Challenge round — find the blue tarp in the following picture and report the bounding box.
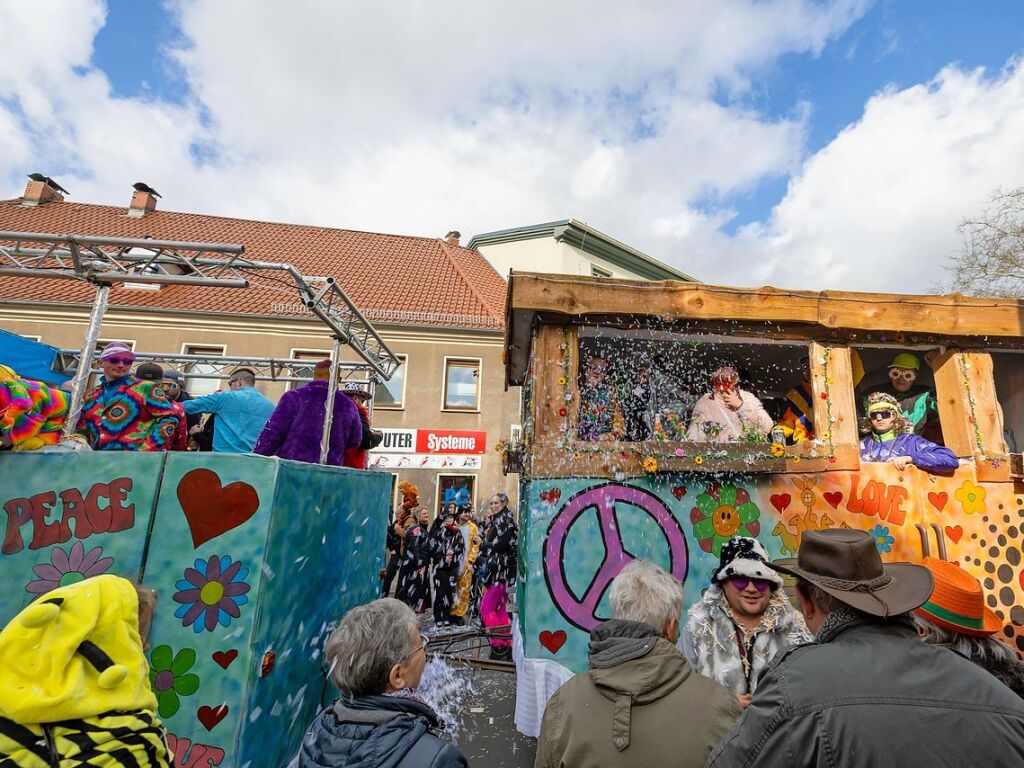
[0,328,70,385]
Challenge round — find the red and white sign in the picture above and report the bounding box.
[416,429,487,455]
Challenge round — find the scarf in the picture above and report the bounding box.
[684,584,812,694]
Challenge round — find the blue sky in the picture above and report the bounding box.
[4,0,1024,292]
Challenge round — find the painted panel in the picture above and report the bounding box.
[237,461,391,768]
[0,452,164,625]
[520,464,1024,673]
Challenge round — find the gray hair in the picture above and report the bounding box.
[325,598,419,696]
[609,560,684,631]
[795,579,844,615]
[914,614,1019,666]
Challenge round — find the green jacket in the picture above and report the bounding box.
[536,619,741,768]
[707,610,1024,768]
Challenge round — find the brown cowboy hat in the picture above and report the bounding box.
[771,529,933,617]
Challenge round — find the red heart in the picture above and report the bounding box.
[671,486,687,500]
[945,525,963,544]
[177,469,260,548]
[539,630,567,654]
[540,488,561,505]
[212,649,238,669]
[197,704,229,731]
[823,492,842,509]
[928,492,948,512]
[770,494,792,514]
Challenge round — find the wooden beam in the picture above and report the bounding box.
[810,343,859,446]
[931,351,1009,458]
[531,325,577,466]
[508,273,1024,341]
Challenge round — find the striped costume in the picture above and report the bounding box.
[451,520,480,618]
[78,375,177,451]
[0,377,68,450]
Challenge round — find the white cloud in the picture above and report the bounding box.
[729,59,1024,291]
[16,0,1020,298]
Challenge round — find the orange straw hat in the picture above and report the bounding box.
[914,557,1002,636]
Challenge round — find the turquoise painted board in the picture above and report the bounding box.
[238,461,391,768]
[144,452,280,766]
[0,452,164,625]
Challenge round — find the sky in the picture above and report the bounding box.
[2,0,1023,293]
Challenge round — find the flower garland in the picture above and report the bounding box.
[556,334,838,467]
[957,353,1002,467]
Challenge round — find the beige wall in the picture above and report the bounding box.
[476,237,638,280]
[0,301,521,512]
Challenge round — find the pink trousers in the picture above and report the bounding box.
[480,583,511,648]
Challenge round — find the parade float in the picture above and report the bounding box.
[502,271,1024,735]
[0,232,400,767]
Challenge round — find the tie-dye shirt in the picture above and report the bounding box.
[0,378,69,449]
[78,374,176,451]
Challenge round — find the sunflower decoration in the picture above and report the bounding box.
[689,483,762,555]
[770,442,785,457]
[641,456,658,473]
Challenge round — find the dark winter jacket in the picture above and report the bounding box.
[859,431,959,473]
[253,380,363,466]
[536,619,740,768]
[295,694,466,768]
[431,524,465,573]
[477,509,518,587]
[707,610,1024,768]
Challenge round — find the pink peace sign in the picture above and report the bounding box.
[544,483,688,632]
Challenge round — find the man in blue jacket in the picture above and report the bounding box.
[183,368,275,452]
[859,393,958,473]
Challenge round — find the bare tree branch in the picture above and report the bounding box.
[943,187,1024,297]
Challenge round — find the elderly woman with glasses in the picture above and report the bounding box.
[292,598,467,768]
[682,537,811,710]
[859,392,958,473]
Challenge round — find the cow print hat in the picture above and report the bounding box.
[712,536,782,588]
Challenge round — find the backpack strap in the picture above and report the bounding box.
[396,733,445,768]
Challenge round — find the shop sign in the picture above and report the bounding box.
[415,429,487,455]
[369,454,482,470]
[373,428,417,453]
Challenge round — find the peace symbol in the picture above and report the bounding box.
[543,483,688,632]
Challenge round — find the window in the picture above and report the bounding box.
[288,348,330,391]
[375,354,407,409]
[182,344,225,397]
[576,328,809,445]
[443,358,481,411]
[853,347,943,445]
[985,350,1021,453]
[591,264,612,278]
[436,475,476,518]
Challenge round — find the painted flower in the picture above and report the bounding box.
[148,645,200,717]
[868,524,895,554]
[694,456,704,465]
[955,480,986,515]
[173,555,251,633]
[642,456,658,473]
[25,541,114,594]
[770,443,785,457]
[690,484,762,556]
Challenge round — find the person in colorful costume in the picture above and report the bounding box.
[778,351,864,443]
[577,354,625,441]
[136,362,187,451]
[870,352,940,438]
[859,392,958,472]
[0,363,69,450]
[253,359,363,465]
[0,574,172,766]
[78,343,176,451]
[341,382,382,468]
[449,505,480,626]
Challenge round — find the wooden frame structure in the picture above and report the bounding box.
[504,272,1024,480]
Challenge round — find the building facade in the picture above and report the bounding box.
[0,182,517,516]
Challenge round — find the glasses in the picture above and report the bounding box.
[890,369,917,380]
[869,410,894,420]
[104,357,134,366]
[727,576,772,592]
[404,633,429,660]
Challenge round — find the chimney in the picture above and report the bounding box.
[445,230,461,246]
[22,174,66,206]
[127,182,161,218]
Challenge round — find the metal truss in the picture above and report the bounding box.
[0,231,401,380]
[55,350,379,388]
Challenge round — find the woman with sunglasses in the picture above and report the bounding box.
[859,392,958,473]
[682,537,811,709]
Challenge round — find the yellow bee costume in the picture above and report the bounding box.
[0,575,171,766]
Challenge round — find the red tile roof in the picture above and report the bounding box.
[0,198,506,329]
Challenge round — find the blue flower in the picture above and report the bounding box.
[868,524,894,554]
[172,555,250,633]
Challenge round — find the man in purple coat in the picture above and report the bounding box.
[253,359,364,466]
[859,392,959,473]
